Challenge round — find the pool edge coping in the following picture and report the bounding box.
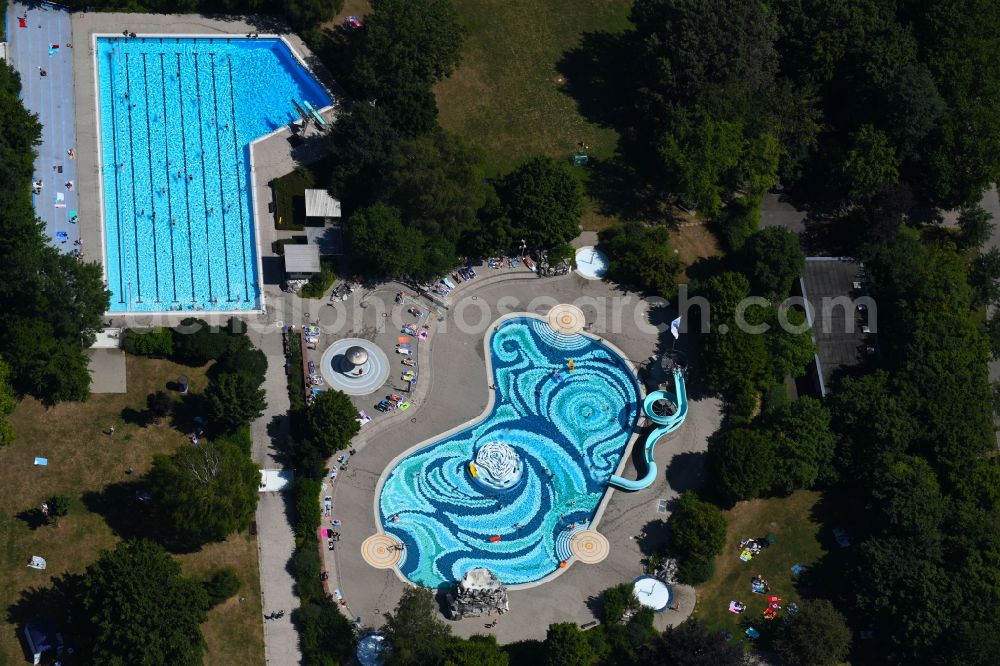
[369,309,647,592]
[89,32,335,317]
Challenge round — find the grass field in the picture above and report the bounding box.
[691,491,826,642]
[436,1,632,232]
[0,356,263,665]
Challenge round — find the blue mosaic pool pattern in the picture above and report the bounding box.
[96,37,330,312]
[379,317,641,587]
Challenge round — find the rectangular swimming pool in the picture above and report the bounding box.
[95,36,331,312]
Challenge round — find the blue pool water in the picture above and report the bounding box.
[379,317,641,587]
[95,37,331,312]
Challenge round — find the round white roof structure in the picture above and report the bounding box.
[346,345,369,366]
[633,576,671,612]
[575,246,608,280]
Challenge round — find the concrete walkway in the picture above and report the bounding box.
[7,1,80,248]
[248,293,301,665]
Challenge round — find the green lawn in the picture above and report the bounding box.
[691,491,827,642]
[0,356,263,665]
[436,1,631,231]
[271,167,317,231]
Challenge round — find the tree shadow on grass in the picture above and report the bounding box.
[169,393,207,436]
[6,575,81,665]
[81,480,155,543]
[16,508,49,531]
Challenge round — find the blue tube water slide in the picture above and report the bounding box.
[302,100,326,126]
[609,369,688,491]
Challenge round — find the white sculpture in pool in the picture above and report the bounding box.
[470,441,524,491]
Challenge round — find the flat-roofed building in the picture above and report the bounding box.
[800,257,874,396]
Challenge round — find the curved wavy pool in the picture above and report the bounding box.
[378,316,641,587]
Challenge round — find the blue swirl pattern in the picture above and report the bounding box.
[379,318,641,587]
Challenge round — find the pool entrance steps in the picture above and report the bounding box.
[608,368,688,491]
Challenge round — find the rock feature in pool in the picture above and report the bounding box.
[445,568,509,620]
[376,315,641,588]
[469,441,525,491]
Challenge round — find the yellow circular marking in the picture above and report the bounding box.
[362,534,403,569]
[548,304,586,335]
[571,530,610,564]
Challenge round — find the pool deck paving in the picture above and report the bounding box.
[7,1,80,249]
[318,274,721,641]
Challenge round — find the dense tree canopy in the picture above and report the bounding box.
[643,619,748,666]
[706,428,777,503]
[598,223,682,297]
[771,599,851,666]
[149,441,260,548]
[742,226,805,298]
[493,156,584,250]
[303,389,361,459]
[204,372,267,435]
[667,492,728,584]
[381,587,453,666]
[75,539,209,665]
[348,0,465,135]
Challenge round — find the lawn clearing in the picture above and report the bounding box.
[671,224,723,278]
[0,356,263,665]
[436,0,631,175]
[691,490,826,641]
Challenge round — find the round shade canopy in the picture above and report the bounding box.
[346,346,369,366]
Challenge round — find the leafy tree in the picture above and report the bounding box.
[764,396,837,492]
[171,318,231,366]
[706,428,777,502]
[699,272,768,404]
[443,634,509,666]
[839,124,900,202]
[203,567,240,608]
[146,390,173,424]
[382,587,452,666]
[348,0,465,134]
[215,335,268,385]
[149,441,260,548]
[986,309,1000,360]
[667,491,727,583]
[772,599,851,666]
[76,539,208,665]
[495,157,583,250]
[292,477,323,541]
[643,619,747,666]
[296,598,357,666]
[956,204,995,250]
[303,389,361,459]
[122,327,174,357]
[968,247,1000,305]
[327,103,401,210]
[545,622,594,666]
[46,495,70,525]
[204,372,266,435]
[598,223,682,296]
[5,320,94,404]
[715,194,761,251]
[345,203,426,278]
[601,583,640,624]
[284,0,343,31]
[869,455,946,539]
[387,130,489,250]
[742,227,805,298]
[0,358,15,445]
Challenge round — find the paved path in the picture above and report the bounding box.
[246,292,301,665]
[7,1,79,248]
